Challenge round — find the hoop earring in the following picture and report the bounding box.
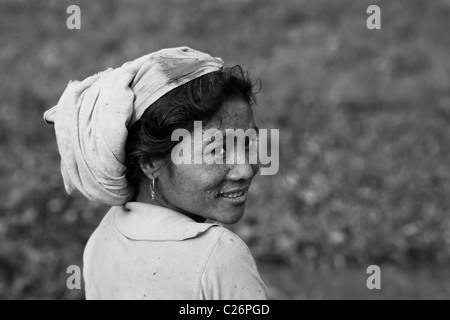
[150,177,156,200]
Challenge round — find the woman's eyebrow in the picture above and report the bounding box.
[202,125,259,148]
[218,126,259,138]
[221,125,259,133]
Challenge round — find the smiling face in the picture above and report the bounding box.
[153,98,260,224]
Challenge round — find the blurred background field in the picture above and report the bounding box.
[1,0,450,299]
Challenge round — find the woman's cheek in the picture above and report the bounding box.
[197,163,228,189]
[171,166,198,192]
[170,163,225,192]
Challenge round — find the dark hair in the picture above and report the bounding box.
[124,65,259,200]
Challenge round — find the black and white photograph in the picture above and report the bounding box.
[1,0,450,303]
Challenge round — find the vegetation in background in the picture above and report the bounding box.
[1,0,450,299]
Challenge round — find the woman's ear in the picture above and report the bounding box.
[139,157,164,180]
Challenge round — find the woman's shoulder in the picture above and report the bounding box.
[200,225,256,268]
[201,225,250,250]
[199,226,268,300]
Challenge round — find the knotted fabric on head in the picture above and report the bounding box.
[43,47,224,206]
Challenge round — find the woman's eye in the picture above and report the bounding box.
[210,145,225,157]
[245,138,251,149]
[214,146,225,157]
[247,138,258,149]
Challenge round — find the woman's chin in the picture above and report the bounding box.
[215,206,246,225]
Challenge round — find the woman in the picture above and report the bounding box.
[44,47,268,300]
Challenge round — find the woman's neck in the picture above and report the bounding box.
[136,181,207,223]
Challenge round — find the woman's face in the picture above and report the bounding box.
[157,98,260,224]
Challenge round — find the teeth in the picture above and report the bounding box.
[219,191,245,198]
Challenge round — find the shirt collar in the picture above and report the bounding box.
[114,202,220,241]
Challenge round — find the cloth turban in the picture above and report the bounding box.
[44,47,224,206]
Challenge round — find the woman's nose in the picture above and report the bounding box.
[227,162,259,181]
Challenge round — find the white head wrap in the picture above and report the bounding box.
[44,47,223,206]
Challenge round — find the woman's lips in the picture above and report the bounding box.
[217,189,248,205]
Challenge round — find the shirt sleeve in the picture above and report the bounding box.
[200,229,269,300]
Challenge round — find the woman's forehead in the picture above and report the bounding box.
[207,99,255,131]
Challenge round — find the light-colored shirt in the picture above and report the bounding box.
[83,202,268,300]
